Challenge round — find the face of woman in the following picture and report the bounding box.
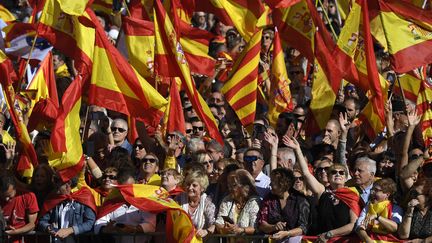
[293,171,304,192]
[186,181,203,198]
[102,171,118,190]
[134,141,146,160]
[161,171,179,191]
[141,155,158,175]
[328,167,346,186]
[33,169,50,191]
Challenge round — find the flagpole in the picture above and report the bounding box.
[81,105,91,144]
[16,34,39,94]
[396,74,408,115]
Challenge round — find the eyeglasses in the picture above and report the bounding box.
[102,174,117,180]
[294,176,304,181]
[330,170,345,176]
[186,129,193,134]
[134,144,145,150]
[371,187,383,193]
[263,35,271,40]
[193,126,204,132]
[142,158,157,164]
[316,166,330,173]
[201,160,214,165]
[111,127,127,133]
[244,155,261,163]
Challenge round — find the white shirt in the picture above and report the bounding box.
[255,172,271,199]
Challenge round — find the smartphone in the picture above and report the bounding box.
[222,216,234,224]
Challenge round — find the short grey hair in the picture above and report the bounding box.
[187,138,205,154]
[278,147,296,165]
[355,157,376,174]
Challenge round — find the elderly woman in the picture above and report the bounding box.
[175,170,215,238]
[258,168,310,243]
[161,168,183,197]
[192,150,214,177]
[398,177,432,242]
[284,136,359,242]
[356,178,402,242]
[216,169,260,236]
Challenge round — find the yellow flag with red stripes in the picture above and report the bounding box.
[417,78,432,147]
[221,29,262,130]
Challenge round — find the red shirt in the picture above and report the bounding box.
[1,191,39,229]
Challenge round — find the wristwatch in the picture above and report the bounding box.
[325,231,333,239]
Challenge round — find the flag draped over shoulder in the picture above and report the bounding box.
[114,184,200,243]
[153,0,223,144]
[88,10,167,126]
[268,28,293,127]
[378,0,432,73]
[221,29,262,130]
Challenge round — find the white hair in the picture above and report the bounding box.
[356,157,376,174]
[278,147,296,165]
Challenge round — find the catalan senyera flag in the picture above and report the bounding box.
[48,75,85,181]
[88,10,167,126]
[378,0,432,73]
[267,28,293,127]
[99,184,200,242]
[221,29,262,130]
[178,21,216,77]
[37,0,95,77]
[336,0,386,138]
[122,16,155,79]
[0,50,38,178]
[154,0,223,144]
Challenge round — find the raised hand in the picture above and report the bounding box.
[407,109,421,127]
[282,135,300,151]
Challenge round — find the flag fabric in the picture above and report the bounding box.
[128,0,153,20]
[4,22,53,62]
[88,10,167,126]
[378,0,432,73]
[37,0,95,77]
[0,4,16,22]
[164,78,186,135]
[335,0,386,138]
[417,79,432,147]
[56,0,91,16]
[48,75,85,182]
[122,16,155,79]
[221,29,262,130]
[194,0,234,26]
[0,50,38,177]
[334,187,361,216]
[153,0,223,144]
[268,28,293,127]
[113,184,200,243]
[92,0,114,16]
[393,71,423,102]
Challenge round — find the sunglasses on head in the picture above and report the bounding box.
[111,127,126,133]
[102,174,117,180]
[142,158,157,163]
[244,155,261,163]
[330,170,345,176]
[134,144,145,150]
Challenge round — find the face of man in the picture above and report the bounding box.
[0,184,16,202]
[185,122,193,141]
[344,100,359,122]
[52,54,64,70]
[277,150,293,170]
[353,161,375,188]
[111,120,128,145]
[209,92,224,106]
[192,121,205,138]
[244,150,264,178]
[323,121,340,145]
[208,146,223,162]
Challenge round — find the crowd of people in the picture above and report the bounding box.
[0,0,432,243]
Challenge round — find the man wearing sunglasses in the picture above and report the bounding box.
[243,148,270,199]
[111,118,133,155]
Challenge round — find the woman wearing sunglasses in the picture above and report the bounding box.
[138,153,161,186]
[284,136,360,243]
[398,177,432,242]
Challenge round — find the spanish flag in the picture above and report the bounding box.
[0,4,15,22]
[88,10,167,126]
[92,0,113,16]
[393,71,422,102]
[336,0,387,139]
[194,0,234,26]
[37,0,95,77]
[164,78,186,135]
[111,184,200,243]
[378,0,432,73]
[154,0,223,144]
[128,0,153,20]
[221,29,262,130]
[122,16,155,79]
[417,79,432,147]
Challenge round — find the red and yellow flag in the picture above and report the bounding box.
[417,79,432,147]
[114,184,200,242]
[0,4,15,22]
[154,0,223,144]
[393,71,423,102]
[122,16,155,79]
[92,0,113,16]
[378,0,432,73]
[128,0,153,20]
[268,28,293,127]
[88,10,167,126]
[221,29,262,130]
[164,78,186,135]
